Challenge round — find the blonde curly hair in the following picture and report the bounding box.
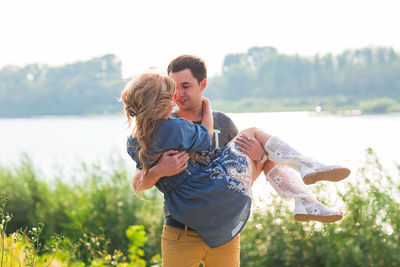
[120,73,176,186]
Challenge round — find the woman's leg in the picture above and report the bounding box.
[234,128,344,223]
[234,128,272,184]
[264,164,342,223]
[235,128,350,185]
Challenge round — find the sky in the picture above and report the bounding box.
[1,0,400,78]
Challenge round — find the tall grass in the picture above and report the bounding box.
[0,154,163,265]
[240,148,400,267]
[1,149,399,266]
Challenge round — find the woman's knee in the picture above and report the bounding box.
[239,127,263,136]
[263,160,276,173]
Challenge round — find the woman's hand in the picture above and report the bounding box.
[202,97,211,115]
[201,97,213,140]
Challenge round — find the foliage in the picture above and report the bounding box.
[206,46,400,113]
[1,47,400,116]
[0,154,163,265]
[210,96,359,113]
[240,148,400,266]
[1,194,152,266]
[0,195,12,266]
[1,197,63,266]
[0,54,125,117]
[1,149,399,266]
[126,225,148,267]
[358,97,400,113]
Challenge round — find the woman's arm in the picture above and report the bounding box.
[201,97,213,140]
[155,116,212,153]
[132,168,161,191]
[132,150,189,192]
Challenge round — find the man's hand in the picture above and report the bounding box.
[156,150,190,177]
[234,134,265,162]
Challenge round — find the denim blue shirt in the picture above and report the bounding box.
[127,118,252,248]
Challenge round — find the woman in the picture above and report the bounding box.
[121,73,350,248]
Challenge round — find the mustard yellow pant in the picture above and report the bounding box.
[161,224,240,267]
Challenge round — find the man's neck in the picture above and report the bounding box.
[175,107,203,122]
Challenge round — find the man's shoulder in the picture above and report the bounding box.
[212,110,233,121]
[212,110,235,127]
[171,110,236,129]
[211,110,238,147]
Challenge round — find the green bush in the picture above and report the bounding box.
[0,154,163,265]
[1,149,399,266]
[240,148,400,266]
[359,98,399,113]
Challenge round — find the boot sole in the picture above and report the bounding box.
[294,213,343,223]
[303,168,351,185]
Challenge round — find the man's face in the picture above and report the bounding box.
[170,68,206,111]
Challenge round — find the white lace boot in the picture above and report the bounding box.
[266,166,343,223]
[264,136,350,185]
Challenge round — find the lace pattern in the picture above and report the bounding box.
[301,199,341,216]
[266,165,314,201]
[210,143,252,196]
[265,136,317,169]
[267,166,341,217]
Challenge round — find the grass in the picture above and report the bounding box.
[1,149,399,266]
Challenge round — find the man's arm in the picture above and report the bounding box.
[132,150,189,192]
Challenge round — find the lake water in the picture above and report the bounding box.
[1,112,399,201]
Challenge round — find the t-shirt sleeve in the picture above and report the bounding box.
[212,111,239,148]
[225,115,239,142]
[155,118,211,152]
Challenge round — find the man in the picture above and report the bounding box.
[132,55,269,267]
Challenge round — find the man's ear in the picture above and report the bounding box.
[200,78,207,92]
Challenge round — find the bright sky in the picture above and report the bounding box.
[1,0,399,78]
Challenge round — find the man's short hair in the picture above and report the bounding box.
[167,55,207,84]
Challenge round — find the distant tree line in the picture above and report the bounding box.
[0,54,125,117]
[1,47,400,117]
[206,46,400,113]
